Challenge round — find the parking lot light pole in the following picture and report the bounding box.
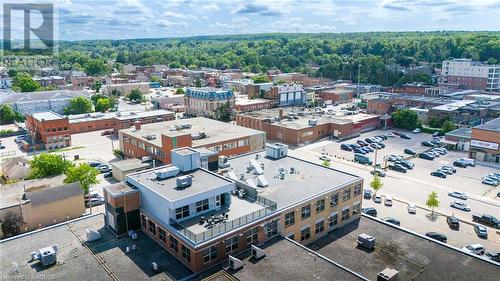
[373,147,378,172]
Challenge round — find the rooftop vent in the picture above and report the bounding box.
[144,133,156,140]
[30,245,58,267]
[308,119,318,126]
[357,233,375,250]
[249,159,264,175]
[228,255,244,271]
[251,245,266,260]
[377,268,399,281]
[155,166,180,179]
[257,175,269,187]
[176,175,192,188]
[218,156,230,168]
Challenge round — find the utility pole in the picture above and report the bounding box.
[373,147,378,172]
[357,63,361,98]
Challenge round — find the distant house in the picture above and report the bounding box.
[0,157,30,182]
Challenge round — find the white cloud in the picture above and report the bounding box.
[201,3,220,12]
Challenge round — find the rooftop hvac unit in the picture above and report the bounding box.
[266,143,288,159]
[308,119,318,126]
[228,255,244,271]
[218,156,230,168]
[251,245,266,260]
[249,159,264,175]
[145,134,156,140]
[86,229,101,242]
[176,175,192,188]
[246,178,257,188]
[377,268,399,281]
[155,166,180,179]
[357,233,375,250]
[257,175,269,187]
[30,244,58,267]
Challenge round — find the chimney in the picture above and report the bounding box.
[134,120,141,131]
[279,109,284,120]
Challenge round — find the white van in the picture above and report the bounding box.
[460,158,476,167]
[384,196,393,206]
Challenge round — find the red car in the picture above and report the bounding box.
[391,131,400,136]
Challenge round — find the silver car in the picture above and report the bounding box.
[448,191,467,200]
[450,200,471,212]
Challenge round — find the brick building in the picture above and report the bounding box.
[469,117,500,163]
[184,88,235,118]
[119,117,266,164]
[441,59,500,92]
[236,108,381,145]
[103,145,363,273]
[317,89,354,105]
[25,112,71,150]
[234,97,275,112]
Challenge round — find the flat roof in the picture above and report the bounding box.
[104,182,139,198]
[127,167,233,202]
[474,117,500,132]
[226,152,361,209]
[311,216,499,281]
[31,111,64,121]
[109,158,150,172]
[213,237,364,281]
[235,98,271,105]
[0,214,193,281]
[431,100,475,112]
[445,127,472,139]
[121,117,265,147]
[68,109,173,123]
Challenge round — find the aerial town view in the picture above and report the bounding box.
[0,1,499,280]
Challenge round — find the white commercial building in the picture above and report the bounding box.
[441,59,500,92]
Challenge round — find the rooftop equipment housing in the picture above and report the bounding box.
[266,143,288,160]
[176,175,192,188]
[155,166,180,179]
[357,233,376,250]
[171,148,201,172]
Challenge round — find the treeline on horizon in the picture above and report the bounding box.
[4,31,500,86]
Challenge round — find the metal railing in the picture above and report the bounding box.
[173,197,277,244]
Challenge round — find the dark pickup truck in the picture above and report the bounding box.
[472,214,500,229]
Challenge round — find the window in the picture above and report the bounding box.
[315,220,324,234]
[238,139,249,147]
[301,204,311,220]
[170,236,178,252]
[265,220,278,238]
[246,227,258,244]
[141,214,147,228]
[225,236,239,253]
[203,246,218,264]
[352,203,361,216]
[316,199,325,213]
[329,213,338,228]
[196,199,209,213]
[330,193,338,207]
[159,228,166,243]
[353,184,361,196]
[300,227,310,241]
[182,245,191,262]
[148,219,156,235]
[284,211,295,227]
[341,207,350,221]
[175,205,190,220]
[342,188,351,201]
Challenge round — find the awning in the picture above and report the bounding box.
[441,139,458,146]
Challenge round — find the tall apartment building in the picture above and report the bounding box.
[184,88,235,118]
[103,144,363,272]
[119,117,266,164]
[441,59,500,92]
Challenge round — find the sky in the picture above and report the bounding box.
[2,0,500,41]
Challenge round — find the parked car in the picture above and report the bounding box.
[384,196,393,206]
[431,171,447,178]
[391,131,401,136]
[362,207,377,217]
[103,172,113,178]
[461,244,485,255]
[412,128,421,133]
[438,168,453,175]
[482,177,499,186]
[354,153,372,165]
[364,146,374,153]
[421,141,435,147]
[459,158,476,167]
[450,201,471,212]
[386,133,396,138]
[472,214,500,229]
[440,165,456,174]
[382,217,400,226]
[319,155,332,161]
[353,147,366,154]
[400,134,411,139]
[349,143,361,149]
[433,132,440,137]
[370,143,382,149]
[86,196,104,207]
[407,203,416,214]
[474,225,488,238]
[430,140,441,146]
[363,189,372,199]
[340,144,352,151]
[376,142,386,148]
[387,155,399,162]
[448,191,467,200]
[425,232,447,243]
[390,164,407,173]
[447,216,460,229]
[370,169,386,177]
[485,252,500,263]
[418,153,434,160]
[357,140,368,146]
[0,145,5,149]
[88,161,102,167]
[396,160,414,170]
[453,160,468,168]
[373,194,382,203]
[404,148,415,155]
[365,138,374,143]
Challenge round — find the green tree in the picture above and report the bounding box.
[83,59,109,76]
[95,98,112,112]
[11,72,41,92]
[64,163,100,194]
[370,175,383,195]
[110,89,121,96]
[64,96,93,114]
[391,109,419,130]
[252,74,270,83]
[0,105,24,124]
[322,159,331,167]
[195,78,202,87]
[175,88,185,95]
[150,76,162,83]
[0,212,23,238]
[441,120,456,134]
[113,149,125,159]
[215,101,232,122]
[92,80,103,92]
[397,72,432,84]
[7,69,18,78]
[426,191,440,216]
[128,89,144,103]
[28,153,73,179]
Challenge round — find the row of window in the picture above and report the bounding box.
[175,198,210,220]
[284,185,361,228]
[44,127,68,133]
[208,139,249,152]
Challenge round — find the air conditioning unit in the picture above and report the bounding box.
[176,175,192,188]
[377,268,399,281]
[251,245,265,260]
[228,255,244,270]
[86,229,101,242]
[155,166,180,179]
[357,233,375,250]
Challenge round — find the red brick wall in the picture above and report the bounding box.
[26,114,71,147]
[471,128,499,154]
[367,99,392,115]
[447,76,488,90]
